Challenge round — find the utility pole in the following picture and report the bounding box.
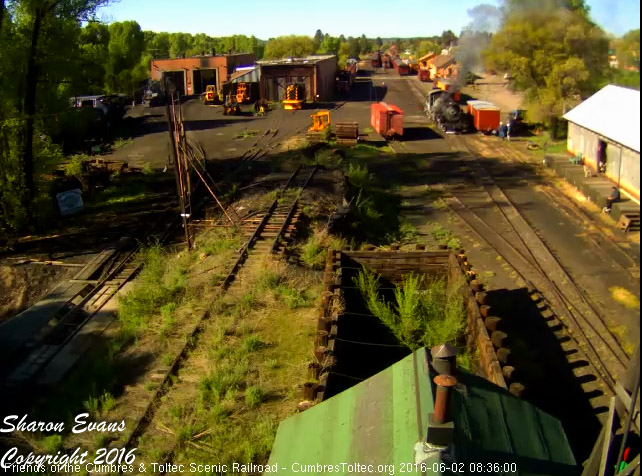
[166,92,192,249]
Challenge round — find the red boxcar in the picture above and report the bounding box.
[418,69,430,82]
[371,102,404,138]
[392,57,410,76]
[473,105,501,132]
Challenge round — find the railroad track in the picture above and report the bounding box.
[0,106,311,408]
[0,203,181,399]
[444,134,629,399]
[117,164,317,469]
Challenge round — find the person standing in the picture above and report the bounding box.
[498,122,505,140]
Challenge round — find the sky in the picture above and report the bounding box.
[96,0,640,38]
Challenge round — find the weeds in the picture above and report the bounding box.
[242,336,265,354]
[430,224,462,250]
[112,137,133,149]
[99,392,116,413]
[301,234,326,269]
[41,435,63,454]
[118,244,188,333]
[83,396,99,414]
[199,359,248,405]
[64,155,85,179]
[245,386,266,408]
[235,129,260,139]
[354,268,467,353]
[346,163,372,190]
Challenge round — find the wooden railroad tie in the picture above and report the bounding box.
[617,212,640,233]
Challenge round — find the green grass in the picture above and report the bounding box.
[242,336,266,354]
[301,233,327,269]
[199,358,248,405]
[99,391,116,413]
[245,386,266,409]
[118,244,188,333]
[198,229,241,257]
[354,269,467,355]
[84,178,156,210]
[112,137,133,149]
[346,163,372,190]
[235,129,261,139]
[41,435,64,454]
[430,223,462,250]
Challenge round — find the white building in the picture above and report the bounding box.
[563,85,640,200]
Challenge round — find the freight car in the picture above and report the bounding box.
[392,57,410,76]
[425,89,471,133]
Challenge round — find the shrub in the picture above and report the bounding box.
[301,234,326,269]
[242,336,265,354]
[99,392,116,413]
[354,268,466,352]
[245,386,266,409]
[346,163,371,190]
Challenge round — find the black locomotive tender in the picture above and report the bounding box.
[425,88,472,134]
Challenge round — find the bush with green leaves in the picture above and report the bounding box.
[354,268,466,352]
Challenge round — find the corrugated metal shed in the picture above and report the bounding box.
[267,348,577,475]
[230,66,260,83]
[563,85,640,153]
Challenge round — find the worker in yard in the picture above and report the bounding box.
[603,186,621,213]
[498,122,506,140]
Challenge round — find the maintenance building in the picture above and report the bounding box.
[150,53,256,96]
[256,55,337,102]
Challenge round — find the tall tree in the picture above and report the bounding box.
[313,28,322,51]
[105,20,145,94]
[263,35,316,59]
[484,0,608,124]
[8,0,109,226]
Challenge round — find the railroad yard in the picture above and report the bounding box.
[0,64,640,475]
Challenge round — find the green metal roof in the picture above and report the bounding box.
[267,349,578,476]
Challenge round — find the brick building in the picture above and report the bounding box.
[256,55,337,102]
[150,53,256,96]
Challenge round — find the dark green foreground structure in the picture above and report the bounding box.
[267,348,578,475]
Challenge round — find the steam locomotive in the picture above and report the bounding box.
[425,89,471,133]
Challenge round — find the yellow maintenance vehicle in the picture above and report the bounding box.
[283,83,305,110]
[202,85,220,105]
[306,110,331,142]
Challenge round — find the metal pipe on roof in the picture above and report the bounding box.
[433,374,457,424]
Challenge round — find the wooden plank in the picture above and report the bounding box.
[73,248,118,280]
[0,282,87,357]
[615,382,641,430]
[599,397,617,476]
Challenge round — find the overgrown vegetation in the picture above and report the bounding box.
[354,268,468,365]
[133,256,319,468]
[118,244,189,333]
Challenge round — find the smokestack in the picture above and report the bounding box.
[426,374,457,447]
[432,374,457,424]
